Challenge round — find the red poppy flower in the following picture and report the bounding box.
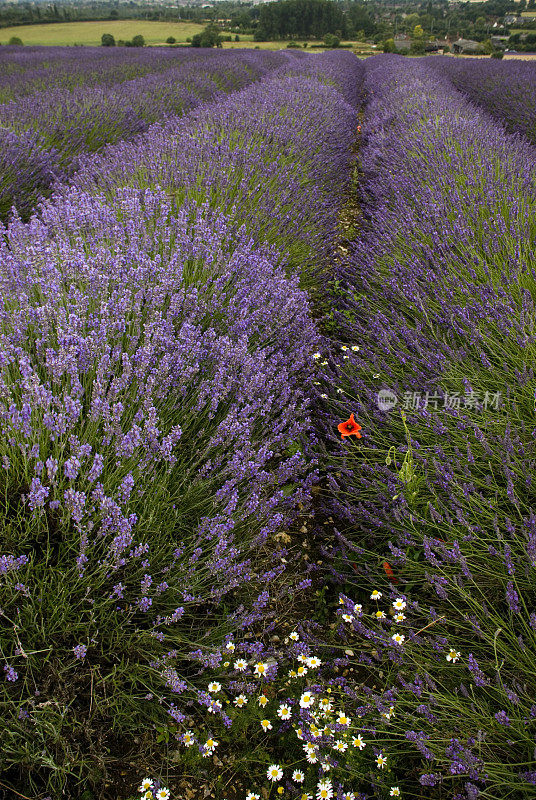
[337,413,362,440]
[357,125,362,132]
[383,561,398,585]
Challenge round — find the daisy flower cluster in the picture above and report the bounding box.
[137,778,170,800]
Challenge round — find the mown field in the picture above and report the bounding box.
[0,45,535,800]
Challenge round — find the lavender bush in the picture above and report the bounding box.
[426,55,536,145]
[0,52,363,795]
[0,49,299,220]
[312,55,536,798]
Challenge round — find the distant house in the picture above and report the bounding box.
[452,38,481,54]
[491,35,509,48]
[394,34,411,51]
[504,14,521,25]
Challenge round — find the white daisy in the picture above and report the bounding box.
[182,731,195,747]
[299,691,315,709]
[351,345,360,351]
[254,662,268,677]
[312,352,321,360]
[446,649,461,662]
[293,770,305,783]
[234,694,248,708]
[393,598,407,610]
[234,658,247,671]
[375,610,386,619]
[342,614,354,623]
[289,631,299,641]
[394,612,406,622]
[246,794,260,800]
[266,764,283,782]
[353,735,366,749]
[333,740,348,752]
[353,603,362,614]
[208,681,221,693]
[370,590,382,600]
[391,633,405,645]
[207,699,222,713]
[306,656,321,669]
[277,704,292,720]
[260,719,272,732]
[390,789,401,797]
[376,753,387,769]
[139,779,154,792]
[225,641,235,652]
[258,694,269,707]
[337,712,351,726]
[156,790,170,800]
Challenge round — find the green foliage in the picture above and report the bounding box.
[131,34,145,47]
[166,35,176,44]
[100,32,115,46]
[323,32,340,48]
[256,0,348,41]
[191,23,223,48]
[7,36,23,45]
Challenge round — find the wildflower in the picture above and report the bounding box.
[139,779,154,792]
[73,644,87,659]
[267,764,283,782]
[341,346,348,351]
[333,740,348,752]
[370,590,382,600]
[312,352,321,360]
[317,778,333,800]
[394,613,406,622]
[156,790,170,800]
[277,704,292,720]
[300,691,315,708]
[390,789,401,797]
[337,712,350,726]
[319,698,333,712]
[305,749,318,764]
[310,725,322,738]
[339,596,345,605]
[376,753,387,769]
[446,649,461,662]
[288,669,298,678]
[353,735,366,749]
[342,614,354,623]
[289,631,299,641]
[337,413,362,440]
[254,662,268,677]
[246,794,260,800]
[391,633,405,645]
[225,641,235,652]
[301,795,313,800]
[277,789,284,796]
[208,699,222,713]
[182,731,195,746]
[353,603,362,615]
[351,346,360,351]
[234,659,248,671]
[203,737,218,753]
[234,694,248,708]
[297,653,308,663]
[258,694,269,707]
[321,394,328,399]
[293,770,305,783]
[375,610,386,619]
[393,598,407,611]
[306,656,321,669]
[260,719,273,732]
[223,661,230,667]
[383,561,398,584]
[141,793,153,800]
[296,665,308,677]
[344,794,356,800]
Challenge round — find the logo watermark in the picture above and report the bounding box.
[377,389,501,412]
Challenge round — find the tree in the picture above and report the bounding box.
[191,24,223,48]
[8,36,23,46]
[382,37,396,52]
[166,36,176,44]
[235,34,240,41]
[101,33,116,46]
[323,32,340,48]
[410,23,425,54]
[131,34,145,47]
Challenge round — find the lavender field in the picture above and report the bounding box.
[0,47,535,800]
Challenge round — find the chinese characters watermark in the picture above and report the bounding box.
[377,388,501,412]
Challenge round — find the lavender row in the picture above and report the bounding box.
[0,49,299,221]
[314,55,536,797]
[426,55,536,145]
[0,53,363,794]
[0,45,216,103]
[67,51,363,283]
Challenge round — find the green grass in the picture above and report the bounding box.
[0,20,374,51]
[0,20,206,46]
